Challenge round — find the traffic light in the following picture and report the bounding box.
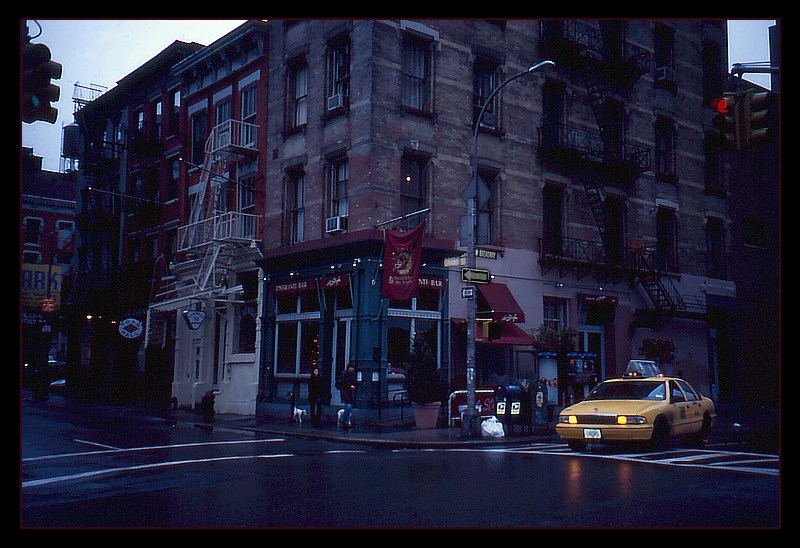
[739,90,776,149]
[711,92,739,150]
[22,41,62,124]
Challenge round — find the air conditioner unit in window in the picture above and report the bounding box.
[325,215,347,233]
[655,66,675,82]
[327,93,343,111]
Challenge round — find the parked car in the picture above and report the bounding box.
[556,372,715,451]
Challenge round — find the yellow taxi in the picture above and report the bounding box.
[556,361,716,451]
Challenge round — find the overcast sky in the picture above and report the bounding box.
[21,19,777,173]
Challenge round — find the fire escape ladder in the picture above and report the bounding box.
[632,252,687,313]
[581,168,606,244]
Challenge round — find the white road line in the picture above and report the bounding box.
[74,439,120,450]
[22,453,294,489]
[22,438,287,462]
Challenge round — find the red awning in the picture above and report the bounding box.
[451,318,538,347]
[477,283,525,323]
[480,321,537,346]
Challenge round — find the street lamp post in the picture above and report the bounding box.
[463,60,555,437]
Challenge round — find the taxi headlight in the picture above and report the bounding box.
[617,415,646,425]
[558,415,578,424]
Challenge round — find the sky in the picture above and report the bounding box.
[21,19,777,173]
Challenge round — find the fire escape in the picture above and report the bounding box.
[537,21,701,322]
[146,119,261,344]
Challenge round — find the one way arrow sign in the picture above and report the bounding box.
[461,267,491,284]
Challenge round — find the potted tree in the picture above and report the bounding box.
[405,338,447,429]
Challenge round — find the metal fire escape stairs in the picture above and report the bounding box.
[145,120,261,346]
[581,69,684,316]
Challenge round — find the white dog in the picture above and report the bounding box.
[337,408,352,427]
[293,407,307,425]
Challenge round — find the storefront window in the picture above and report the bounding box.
[386,280,444,376]
[273,280,321,375]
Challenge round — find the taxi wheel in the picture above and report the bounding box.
[689,414,712,448]
[649,416,670,451]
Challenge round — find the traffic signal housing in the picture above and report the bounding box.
[22,41,62,124]
[740,90,776,149]
[711,92,739,150]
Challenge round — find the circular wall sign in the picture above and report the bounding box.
[119,318,143,339]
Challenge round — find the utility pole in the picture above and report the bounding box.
[462,60,554,437]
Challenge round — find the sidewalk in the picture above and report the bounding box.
[174,402,558,449]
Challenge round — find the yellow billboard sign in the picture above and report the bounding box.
[21,263,62,311]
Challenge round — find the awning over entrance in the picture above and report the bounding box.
[477,282,526,323]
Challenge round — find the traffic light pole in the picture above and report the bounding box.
[462,60,554,438]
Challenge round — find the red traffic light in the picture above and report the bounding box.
[710,96,729,114]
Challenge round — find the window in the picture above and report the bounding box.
[704,133,725,197]
[274,287,321,375]
[656,206,678,272]
[603,196,625,265]
[23,217,42,245]
[191,110,207,165]
[400,153,429,225]
[287,58,308,131]
[655,117,676,179]
[216,98,231,128]
[542,184,563,256]
[706,216,726,278]
[154,100,163,140]
[169,89,181,135]
[653,24,675,90]
[239,172,256,239]
[543,297,568,332]
[286,168,305,244]
[326,36,350,112]
[473,56,500,129]
[401,35,433,114]
[241,85,257,146]
[742,216,767,249]
[476,168,496,245]
[328,156,349,220]
[387,292,443,375]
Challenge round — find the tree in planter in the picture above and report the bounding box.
[535,324,577,406]
[405,338,447,405]
[639,338,675,372]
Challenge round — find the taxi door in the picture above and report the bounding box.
[668,380,691,435]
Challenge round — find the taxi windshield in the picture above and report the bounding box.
[585,380,665,401]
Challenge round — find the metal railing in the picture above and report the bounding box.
[177,210,260,252]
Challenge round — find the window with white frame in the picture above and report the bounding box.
[287,58,308,131]
[543,297,568,332]
[328,156,348,219]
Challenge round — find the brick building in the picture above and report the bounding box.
[67,19,763,416]
[257,19,735,414]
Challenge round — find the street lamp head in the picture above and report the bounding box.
[528,60,555,72]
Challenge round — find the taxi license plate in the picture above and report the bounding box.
[583,428,602,439]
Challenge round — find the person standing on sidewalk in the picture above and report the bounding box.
[308,367,324,425]
[337,365,356,428]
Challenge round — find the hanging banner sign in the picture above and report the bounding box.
[382,222,425,300]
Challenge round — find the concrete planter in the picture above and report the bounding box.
[411,401,441,429]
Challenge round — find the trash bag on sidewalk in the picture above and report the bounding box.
[481,416,505,438]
